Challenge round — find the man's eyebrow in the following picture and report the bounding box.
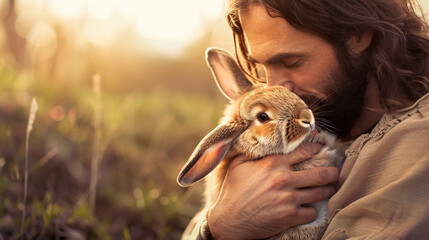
[247,52,305,64]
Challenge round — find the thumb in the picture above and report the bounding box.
[287,142,323,166]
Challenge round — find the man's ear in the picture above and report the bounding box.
[347,30,374,54]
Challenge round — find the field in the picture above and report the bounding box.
[0,1,231,239]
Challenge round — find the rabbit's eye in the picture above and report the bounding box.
[257,112,270,122]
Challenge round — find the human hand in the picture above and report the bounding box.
[207,142,339,240]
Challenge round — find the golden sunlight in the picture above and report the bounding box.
[26,0,226,57]
[135,1,219,56]
[12,0,428,59]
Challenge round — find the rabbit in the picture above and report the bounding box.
[177,47,345,240]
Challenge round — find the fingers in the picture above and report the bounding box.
[286,142,324,166]
[295,186,337,205]
[293,206,318,226]
[258,160,339,190]
[228,147,339,190]
[292,167,340,189]
[273,187,334,227]
[274,169,338,205]
[275,199,319,227]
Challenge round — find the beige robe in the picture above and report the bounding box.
[323,93,429,239]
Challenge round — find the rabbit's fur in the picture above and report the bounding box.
[178,48,345,240]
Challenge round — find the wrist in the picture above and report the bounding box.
[207,207,245,240]
[207,209,221,240]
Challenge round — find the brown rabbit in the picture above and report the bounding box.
[177,48,344,240]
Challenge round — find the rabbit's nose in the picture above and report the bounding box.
[298,109,315,129]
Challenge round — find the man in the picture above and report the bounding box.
[183,0,429,239]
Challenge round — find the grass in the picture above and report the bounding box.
[0,62,226,239]
[21,98,38,239]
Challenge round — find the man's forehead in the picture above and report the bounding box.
[239,5,331,64]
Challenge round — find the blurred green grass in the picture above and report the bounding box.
[0,60,227,239]
[0,1,235,238]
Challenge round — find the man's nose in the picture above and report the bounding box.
[266,68,295,92]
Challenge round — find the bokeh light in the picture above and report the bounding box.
[12,0,225,58]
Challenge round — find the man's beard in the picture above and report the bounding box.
[302,49,369,139]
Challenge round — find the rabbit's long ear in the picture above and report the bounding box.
[206,48,253,100]
[177,122,247,187]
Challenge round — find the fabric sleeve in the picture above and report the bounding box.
[323,106,429,239]
[324,154,429,239]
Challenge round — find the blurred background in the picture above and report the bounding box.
[0,0,427,239]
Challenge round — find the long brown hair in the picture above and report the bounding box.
[227,0,429,110]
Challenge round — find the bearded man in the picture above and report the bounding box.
[183,0,429,239]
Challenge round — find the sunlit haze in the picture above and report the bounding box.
[13,0,226,58]
[7,0,429,59]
